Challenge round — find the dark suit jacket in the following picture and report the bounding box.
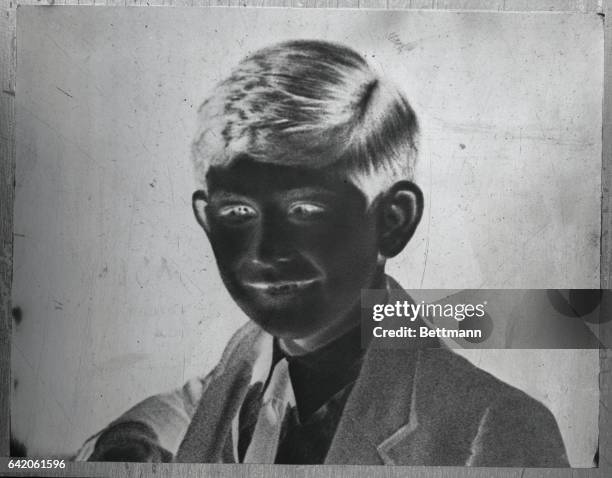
[77,288,568,466]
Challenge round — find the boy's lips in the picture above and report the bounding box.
[243,278,322,295]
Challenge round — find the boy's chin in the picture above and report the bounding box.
[247,312,329,341]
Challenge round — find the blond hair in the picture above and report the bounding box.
[192,40,419,202]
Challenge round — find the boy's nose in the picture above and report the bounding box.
[251,216,295,267]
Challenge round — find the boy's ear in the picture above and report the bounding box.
[192,189,210,233]
[377,181,423,258]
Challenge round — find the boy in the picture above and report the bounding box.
[76,40,568,466]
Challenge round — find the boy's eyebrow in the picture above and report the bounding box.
[207,190,255,202]
[281,187,339,200]
[207,186,345,201]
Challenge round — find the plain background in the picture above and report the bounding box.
[11,6,602,466]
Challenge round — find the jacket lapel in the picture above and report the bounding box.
[324,346,421,464]
[325,278,440,465]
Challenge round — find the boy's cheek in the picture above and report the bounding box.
[308,222,377,258]
[208,226,255,260]
[294,217,371,247]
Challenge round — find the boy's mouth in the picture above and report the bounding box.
[243,278,321,295]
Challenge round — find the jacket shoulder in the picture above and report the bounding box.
[418,348,533,401]
[415,349,569,466]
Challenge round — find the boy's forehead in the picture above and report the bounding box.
[205,159,362,197]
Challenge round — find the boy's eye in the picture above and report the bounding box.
[217,204,258,223]
[288,202,327,220]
